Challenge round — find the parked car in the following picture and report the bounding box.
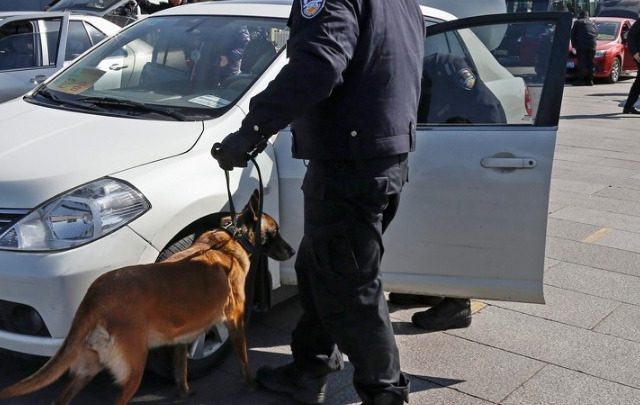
[0,0,571,376]
[567,16,638,83]
[47,0,142,27]
[0,11,120,103]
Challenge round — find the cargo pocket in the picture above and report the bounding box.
[307,221,360,319]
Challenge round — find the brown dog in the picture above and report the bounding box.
[0,190,295,405]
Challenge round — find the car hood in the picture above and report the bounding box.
[0,99,203,208]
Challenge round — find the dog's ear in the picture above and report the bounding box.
[241,189,260,221]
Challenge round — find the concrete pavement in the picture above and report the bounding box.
[1,80,639,404]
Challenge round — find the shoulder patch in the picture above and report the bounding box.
[300,0,325,19]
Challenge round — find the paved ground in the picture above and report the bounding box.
[2,80,640,404]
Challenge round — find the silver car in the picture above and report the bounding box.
[0,11,119,103]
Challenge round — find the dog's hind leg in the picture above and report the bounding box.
[54,373,95,405]
[110,331,148,405]
[54,350,103,405]
[172,344,192,397]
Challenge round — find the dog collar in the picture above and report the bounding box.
[222,222,256,254]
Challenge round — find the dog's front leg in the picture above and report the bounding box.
[172,344,192,397]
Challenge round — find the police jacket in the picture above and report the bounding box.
[237,0,425,160]
[571,17,597,50]
[628,19,640,56]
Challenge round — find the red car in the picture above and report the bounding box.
[567,17,638,83]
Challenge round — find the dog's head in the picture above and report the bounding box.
[225,190,295,261]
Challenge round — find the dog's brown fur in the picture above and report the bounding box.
[0,190,295,405]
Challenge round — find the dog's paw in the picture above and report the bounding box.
[177,388,196,398]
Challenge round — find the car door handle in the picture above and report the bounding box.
[481,157,537,169]
[30,75,47,84]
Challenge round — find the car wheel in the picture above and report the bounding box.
[607,58,621,83]
[146,231,236,380]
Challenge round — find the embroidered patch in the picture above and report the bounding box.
[456,67,476,91]
[301,0,325,19]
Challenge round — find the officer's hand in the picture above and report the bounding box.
[211,131,258,171]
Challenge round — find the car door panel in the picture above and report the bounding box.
[275,12,571,304]
[0,16,68,101]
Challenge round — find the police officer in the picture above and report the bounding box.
[623,17,640,114]
[211,0,424,403]
[571,10,597,86]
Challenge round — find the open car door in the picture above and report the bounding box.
[381,12,571,303]
[274,12,571,304]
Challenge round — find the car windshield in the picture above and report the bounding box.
[48,0,123,12]
[32,15,288,121]
[595,21,620,40]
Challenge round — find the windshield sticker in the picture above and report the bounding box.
[188,95,229,108]
[51,68,105,95]
[301,0,325,19]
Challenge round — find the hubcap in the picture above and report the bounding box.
[611,60,620,82]
[187,323,229,360]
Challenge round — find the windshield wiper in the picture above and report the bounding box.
[31,88,103,111]
[76,96,188,121]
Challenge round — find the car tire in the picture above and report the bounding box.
[146,230,248,380]
[607,58,621,84]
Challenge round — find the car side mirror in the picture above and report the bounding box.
[622,31,629,43]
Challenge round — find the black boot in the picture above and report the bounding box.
[255,362,328,404]
[622,106,640,114]
[388,293,443,307]
[362,392,405,405]
[411,297,472,331]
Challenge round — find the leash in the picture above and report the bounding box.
[221,157,267,313]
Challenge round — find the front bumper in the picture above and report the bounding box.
[0,226,158,356]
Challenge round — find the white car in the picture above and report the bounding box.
[0,11,120,103]
[0,0,571,375]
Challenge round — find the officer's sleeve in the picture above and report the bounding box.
[236,0,360,140]
[629,21,640,55]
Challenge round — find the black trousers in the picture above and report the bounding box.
[291,154,410,403]
[624,61,640,110]
[575,49,595,83]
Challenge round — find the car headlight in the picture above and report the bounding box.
[0,178,150,251]
[595,50,606,58]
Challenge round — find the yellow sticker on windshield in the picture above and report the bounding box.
[52,68,106,95]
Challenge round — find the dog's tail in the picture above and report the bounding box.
[0,307,95,400]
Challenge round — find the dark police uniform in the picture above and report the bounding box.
[570,14,597,85]
[213,0,424,403]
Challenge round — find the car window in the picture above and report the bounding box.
[65,20,92,61]
[42,15,289,120]
[85,22,108,44]
[595,21,619,40]
[420,20,557,125]
[0,18,56,71]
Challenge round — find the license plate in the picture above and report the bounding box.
[566,61,575,69]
